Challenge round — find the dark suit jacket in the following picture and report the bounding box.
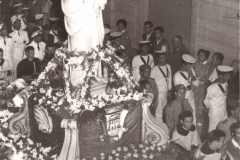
[153,37,169,64]
[41,34,54,46]
[142,32,155,55]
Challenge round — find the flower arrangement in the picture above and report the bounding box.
[0,109,55,160]
[31,46,142,118]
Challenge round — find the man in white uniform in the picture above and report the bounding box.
[35,14,44,32]
[173,54,198,125]
[49,17,60,43]
[150,46,172,121]
[9,18,29,81]
[204,65,233,132]
[132,41,154,83]
[25,30,46,61]
[11,3,27,31]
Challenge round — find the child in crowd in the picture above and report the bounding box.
[150,47,172,121]
[204,65,233,132]
[173,54,198,125]
[165,84,193,135]
[117,19,131,48]
[132,41,154,82]
[172,111,200,151]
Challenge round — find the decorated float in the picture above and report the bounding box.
[0,0,192,159]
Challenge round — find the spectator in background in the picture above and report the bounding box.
[226,122,240,159]
[42,0,52,25]
[34,13,44,31]
[25,16,36,41]
[168,35,189,76]
[44,44,57,61]
[104,23,110,29]
[227,59,239,109]
[0,48,13,84]
[132,41,154,83]
[172,111,200,151]
[49,17,61,43]
[204,65,232,133]
[110,32,124,51]
[117,19,131,48]
[25,30,46,61]
[207,52,224,85]
[193,49,211,123]
[9,18,29,81]
[41,24,54,46]
[142,21,155,55]
[11,3,27,30]
[153,26,169,64]
[193,130,228,160]
[21,7,30,28]
[165,84,193,135]
[218,106,240,143]
[53,31,67,48]
[116,49,131,72]
[30,0,43,17]
[151,48,172,121]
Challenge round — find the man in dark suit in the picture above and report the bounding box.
[142,21,155,55]
[41,24,54,46]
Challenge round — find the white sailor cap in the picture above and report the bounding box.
[35,14,44,20]
[49,17,60,22]
[217,65,233,73]
[104,28,110,34]
[11,17,20,24]
[13,3,22,8]
[22,7,30,11]
[182,54,196,64]
[138,40,151,45]
[154,45,167,54]
[31,30,42,38]
[110,32,121,38]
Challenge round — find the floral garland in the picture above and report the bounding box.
[31,46,143,118]
[0,110,55,160]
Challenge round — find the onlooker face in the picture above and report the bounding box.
[0,27,8,37]
[27,22,35,29]
[220,73,231,83]
[213,137,225,150]
[233,128,240,142]
[23,10,30,18]
[144,24,151,34]
[180,116,193,130]
[46,47,56,59]
[211,55,221,66]
[15,6,22,14]
[232,107,240,120]
[157,55,167,65]
[26,50,35,60]
[33,34,42,43]
[0,52,3,60]
[140,68,151,79]
[113,37,121,46]
[13,20,21,30]
[231,60,239,73]
[184,63,193,73]
[172,36,181,49]
[140,45,149,55]
[175,88,186,100]
[36,19,43,26]
[145,82,153,93]
[43,28,50,35]
[117,23,125,32]
[198,51,207,63]
[154,30,161,39]
[51,22,58,30]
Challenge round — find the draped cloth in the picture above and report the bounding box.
[61,0,107,52]
[58,119,80,160]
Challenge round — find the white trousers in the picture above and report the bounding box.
[208,114,228,133]
[156,91,168,121]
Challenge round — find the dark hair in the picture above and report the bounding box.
[230,121,240,135]
[156,52,167,59]
[0,48,3,53]
[207,130,226,143]
[197,49,210,59]
[25,46,34,53]
[138,79,151,92]
[117,19,127,28]
[179,111,193,121]
[175,35,182,42]
[154,26,164,33]
[116,49,127,57]
[213,52,224,63]
[104,23,110,29]
[144,21,153,28]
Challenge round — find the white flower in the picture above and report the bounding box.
[13,95,24,107]
[39,88,46,94]
[16,140,23,148]
[27,138,34,145]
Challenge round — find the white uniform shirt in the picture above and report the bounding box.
[204,82,227,117]
[151,64,172,92]
[0,36,13,64]
[50,30,58,43]
[9,30,29,60]
[208,68,218,82]
[132,54,154,82]
[11,14,27,31]
[25,41,46,60]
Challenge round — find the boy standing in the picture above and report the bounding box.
[151,48,172,121]
[165,84,193,135]
[204,65,233,133]
[172,111,200,151]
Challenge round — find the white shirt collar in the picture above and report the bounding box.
[121,29,125,34]
[232,138,240,150]
[202,60,208,64]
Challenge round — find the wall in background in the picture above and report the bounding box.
[190,0,239,65]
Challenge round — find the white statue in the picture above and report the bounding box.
[62,0,107,53]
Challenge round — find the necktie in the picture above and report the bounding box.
[3,37,6,45]
[37,43,40,50]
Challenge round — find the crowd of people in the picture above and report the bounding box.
[0,1,239,159]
